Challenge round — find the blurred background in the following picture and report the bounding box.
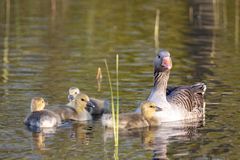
[0,0,239,159]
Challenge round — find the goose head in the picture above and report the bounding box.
[68,87,80,102]
[154,50,172,73]
[74,93,95,113]
[31,97,46,112]
[141,101,162,122]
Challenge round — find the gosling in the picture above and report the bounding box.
[24,97,61,128]
[102,101,162,129]
[67,87,109,115]
[52,93,95,121]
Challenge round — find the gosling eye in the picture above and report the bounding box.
[158,55,161,59]
[81,98,85,101]
[149,105,154,108]
[42,101,44,103]
[75,92,78,94]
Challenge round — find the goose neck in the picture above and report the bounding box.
[153,70,170,93]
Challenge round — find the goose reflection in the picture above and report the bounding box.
[31,132,45,150]
[70,121,93,145]
[142,119,204,160]
[103,118,203,160]
[30,128,57,151]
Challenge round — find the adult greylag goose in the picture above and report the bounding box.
[136,50,206,122]
[52,93,95,121]
[102,101,162,129]
[67,87,109,115]
[24,97,61,128]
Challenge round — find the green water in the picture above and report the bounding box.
[0,0,239,159]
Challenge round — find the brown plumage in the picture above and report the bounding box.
[52,93,94,121]
[167,83,206,112]
[136,50,206,121]
[67,87,109,115]
[102,101,162,129]
[24,97,61,128]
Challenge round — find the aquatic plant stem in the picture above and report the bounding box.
[154,9,160,54]
[114,146,119,160]
[116,54,119,147]
[104,59,117,146]
[96,67,102,92]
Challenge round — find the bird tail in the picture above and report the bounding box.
[191,82,207,95]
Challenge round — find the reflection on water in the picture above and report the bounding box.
[0,0,240,159]
[32,132,46,150]
[2,0,9,97]
[71,122,93,145]
[142,120,203,159]
[235,0,239,47]
[103,119,203,159]
[30,121,93,150]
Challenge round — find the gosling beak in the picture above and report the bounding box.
[155,106,162,112]
[161,56,172,70]
[68,95,74,101]
[85,101,95,113]
[87,101,95,108]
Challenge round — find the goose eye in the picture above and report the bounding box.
[158,55,161,59]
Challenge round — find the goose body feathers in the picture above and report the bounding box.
[67,87,109,115]
[24,110,61,128]
[52,93,94,121]
[24,97,61,128]
[102,101,161,129]
[137,50,206,122]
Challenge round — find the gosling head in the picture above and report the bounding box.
[31,97,46,112]
[154,50,172,73]
[74,93,95,113]
[140,101,162,121]
[68,87,80,102]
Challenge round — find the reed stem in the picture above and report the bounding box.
[154,9,160,54]
[114,146,119,160]
[104,59,117,145]
[115,54,119,147]
[104,54,120,148]
[96,67,102,92]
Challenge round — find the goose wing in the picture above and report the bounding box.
[167,83,206,112]
[166,86,179,96]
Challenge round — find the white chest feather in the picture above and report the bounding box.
[41,118,57,128]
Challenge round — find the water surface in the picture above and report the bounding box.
[0,0,240,159]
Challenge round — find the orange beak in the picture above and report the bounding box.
[162,57,172,70]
